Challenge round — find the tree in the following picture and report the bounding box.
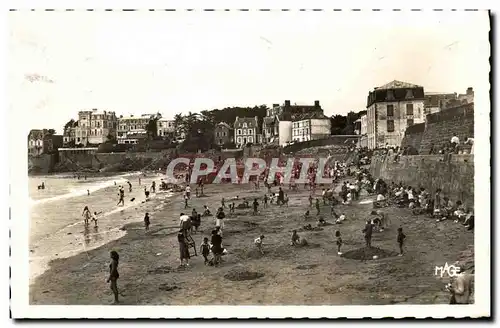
[64,119,75,132]
[146,114,161,140]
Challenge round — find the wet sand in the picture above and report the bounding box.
[30,182,474,305]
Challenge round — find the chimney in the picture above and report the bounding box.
[467,87,473,95]
[284,100,291,107]
[314,100,320,108]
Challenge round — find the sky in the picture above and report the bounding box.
[8,10,489,134]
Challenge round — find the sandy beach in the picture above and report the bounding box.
[29,179,474,305]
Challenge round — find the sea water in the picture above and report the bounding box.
[28,173,173,282]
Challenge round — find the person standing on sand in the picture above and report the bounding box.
[177,230,190,267]
[263,194,268,208]
[107,251,120,304]
[151,181,156,193]
[185,185,191,199]
[397,227,406,256]
[252,198,259,215]
[309,194,313,207]
[200,237,210,265]
[315,198,320,215]
[144,213,150,231]
[184,193,189,209]
[138,177,141,185]
[216,207,226,232]
[211,229,223,266]
[362,219,373,248]
[335,230,343,255]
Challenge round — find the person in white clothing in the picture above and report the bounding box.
[254,235,265,254]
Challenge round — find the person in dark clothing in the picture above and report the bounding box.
[211,229,223,266]
[397,227,406,256]
[107,251,120,304]
[178,230,190,267]
[277,187,284,206]
[263,194,268,208]
[200,237,210,265]
[362,219,373,248]
[144,212,150,231]
[252,198,259,215]
[315,198,320,215]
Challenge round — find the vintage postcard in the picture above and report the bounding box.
[9,9,490,319]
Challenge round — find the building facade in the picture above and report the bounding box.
[117,114,154,144]
[262,100,324,146]
[157,118,175,138]
[291,113,331,143]
[74,109,118,146]
[28,129,63,156]
[214,122,232,146]
[424,87,474,115]
[366,80,426,149]
[234,116,259,147]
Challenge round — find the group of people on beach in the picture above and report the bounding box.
[82,150,472,305]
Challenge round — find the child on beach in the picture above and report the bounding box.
[336,230,343,255]
[144,212,150,231]
[221,197,226,209]
[230,202,235,214]
[263,194,268,208]
[106,250,120,304]
[336,213,346,224]
[315,199,320,215]
[254,235,265,255]
[82,206,91,225]
[397,227,406,256]
[184,194,189,209]
[91,211,101,228]
[200,237,211,265]
[144,186,150,199]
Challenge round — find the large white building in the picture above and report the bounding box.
[366,80,426,149]
[291,112,331,143]
[262,100,324,145]
[117,114,155,144]
[75,109,118,146]
[234,116,259,147]
[157,118,175,138]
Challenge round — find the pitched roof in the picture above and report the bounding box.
[216,122,231,129]
[376,80,422,90]
[291,112,329,121]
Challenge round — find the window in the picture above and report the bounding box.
[406,89,414,99]
[407,119,414,127]
[237,137,242,144]
[387,105,394,117]
[237,129,242,135]
[242,129,246,135]
[248,129,253,135]
[406,103,414,116]
[248,136,253,143]
[386,90,395,101]
[243,123,247,128]
[387,120,395,132]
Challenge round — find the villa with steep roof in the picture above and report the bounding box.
[365,80,426,149]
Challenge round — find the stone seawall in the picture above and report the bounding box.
[370,154,474,207]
